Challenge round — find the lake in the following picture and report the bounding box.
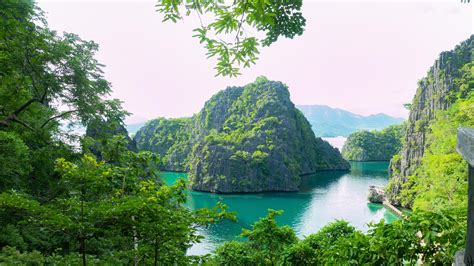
[160,161,398,255]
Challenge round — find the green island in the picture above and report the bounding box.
[135,77,349,193]
[341,124,404,161]
[0,1,472,265]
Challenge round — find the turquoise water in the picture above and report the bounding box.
[160,161,398,255]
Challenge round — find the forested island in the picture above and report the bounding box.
[135,77,349,193]
[0,0,472,265]
[341,124,404,161]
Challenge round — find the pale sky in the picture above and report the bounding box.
[38,0,472,123]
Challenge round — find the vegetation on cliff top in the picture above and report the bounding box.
[341,124,404,161]
[391,62,473,210]
[135,77,350,193]
[387,36,473,209]
[134,117,192,171]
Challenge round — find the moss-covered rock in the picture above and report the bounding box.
[368,186,385,204]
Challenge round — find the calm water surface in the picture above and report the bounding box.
[160,161,398,255]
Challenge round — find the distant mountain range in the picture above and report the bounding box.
[297,105,404,137]
[126,105,404,138]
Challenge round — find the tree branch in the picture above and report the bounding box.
[11,116,35,131]
[0,98,40,129]
[234,1,248,44]
[13,98,39,116]
[41,109,79,128]
[24,42,48,102]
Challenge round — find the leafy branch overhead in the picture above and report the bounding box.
[156,0,306,77]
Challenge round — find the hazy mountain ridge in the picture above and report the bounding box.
[297,105,404,137]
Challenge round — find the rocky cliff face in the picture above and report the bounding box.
[135,77,350,193]
[386,36,473,206]
[189,78,350,192]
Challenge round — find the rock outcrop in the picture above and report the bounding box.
[368,186,385,204]
[135,77,350,192]
[386,35,473,206]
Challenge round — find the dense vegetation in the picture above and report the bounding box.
[207,208,466,265]
[387,35,473,208]
[341,124,404,161]
[0,1,471,264]
[134,118,192,171]
[297,105,404,137]
[135,77,350,193]
[0,1,231,264]
[390,62,473,210]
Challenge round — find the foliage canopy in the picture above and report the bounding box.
[156,0,306,77]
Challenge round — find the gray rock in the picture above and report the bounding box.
[386,36,473,207]
[368,186,385,203]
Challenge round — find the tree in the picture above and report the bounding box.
[0,0,126,133]
[0,132,31,190]
[0,0,128,200]
[210,208,466,265]
[0,135,234,265]
[156,0,305,77]
[210,209,296,265]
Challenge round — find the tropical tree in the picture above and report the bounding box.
[156,0,306,77]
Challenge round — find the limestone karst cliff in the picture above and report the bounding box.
[135,77,350,192]
[386,35,473,206]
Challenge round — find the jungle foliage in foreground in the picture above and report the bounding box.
[206,209,465,265]
[341,124,404,161]
[0,1,470,264]
[0,1,231,264]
